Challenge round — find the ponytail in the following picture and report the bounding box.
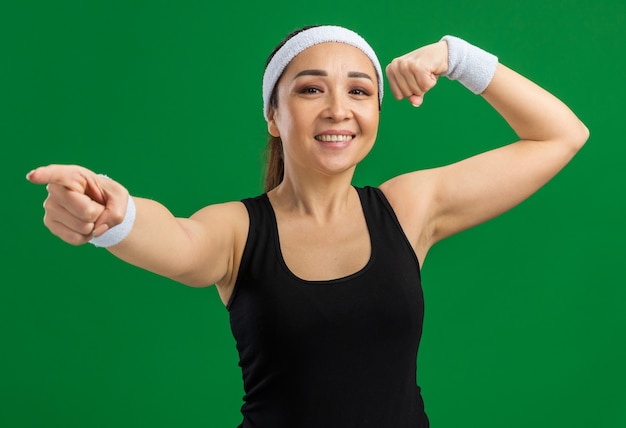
[264,135,284,193]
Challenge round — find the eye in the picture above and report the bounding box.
[350,88,371,96]
[299,87,322,94]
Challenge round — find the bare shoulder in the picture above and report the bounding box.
[379,169,438,216]
[191,200,249,226]
[190,200,250,258]
[189,201,250,302]
[379,169,440,262]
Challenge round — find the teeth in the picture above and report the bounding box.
[316,134,354,142]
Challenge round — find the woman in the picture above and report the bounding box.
[27,25,588,427]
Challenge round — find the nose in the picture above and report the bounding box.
[324,92,353,121]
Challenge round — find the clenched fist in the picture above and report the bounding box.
[385,40,448,107]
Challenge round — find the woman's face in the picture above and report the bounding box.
[268,42,380,180]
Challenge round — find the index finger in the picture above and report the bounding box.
[27,165,105,201]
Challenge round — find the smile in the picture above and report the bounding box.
[315,134,355,142]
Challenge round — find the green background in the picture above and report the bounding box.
[2,0,624,426]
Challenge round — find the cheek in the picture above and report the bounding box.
[361,108,380,134]
[282,109,313,136]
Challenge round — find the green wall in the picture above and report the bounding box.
[3,0,624,426]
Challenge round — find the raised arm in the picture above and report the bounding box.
[27,165,247,291]
[381,37,589,260]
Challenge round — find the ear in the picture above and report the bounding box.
[267,107,280,137]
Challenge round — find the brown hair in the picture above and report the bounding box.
[263,26,318,193]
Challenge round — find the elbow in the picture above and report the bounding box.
[560,118,589,155]
[575,120,590,150]
[572,118,590,151]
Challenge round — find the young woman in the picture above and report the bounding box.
[27,25,588,427]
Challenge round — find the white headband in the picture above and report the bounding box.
[262,25,384,121]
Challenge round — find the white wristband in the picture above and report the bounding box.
[441,35,498,94]
[89,194,136,248]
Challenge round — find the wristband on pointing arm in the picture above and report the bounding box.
[440,35,499,94]
[90,194,135,247]
[89,175,136,248]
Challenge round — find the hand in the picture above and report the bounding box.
[27,165,129,245]
[385,40,448,107]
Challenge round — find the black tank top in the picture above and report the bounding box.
[228,186,428,428]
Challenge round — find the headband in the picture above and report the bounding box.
[262,25,384,121]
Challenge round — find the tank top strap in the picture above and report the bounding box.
[356,186,421,273]
[226,193,273,310]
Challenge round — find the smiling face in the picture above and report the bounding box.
[267,42,380,182]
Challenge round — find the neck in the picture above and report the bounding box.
[269,168,357,221]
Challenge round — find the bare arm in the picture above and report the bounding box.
[27,165,246,288]
[381,39,589,259]
[429,63,588,240]
[110,197,246,287]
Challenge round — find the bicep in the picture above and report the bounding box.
[427,138,579,242]
[383,136,579,253]
[178,201,249,287]
[106,198,247,289]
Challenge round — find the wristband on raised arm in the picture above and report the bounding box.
[441,35,498,94]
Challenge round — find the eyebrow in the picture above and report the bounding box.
[293,69,373,81]
[347,71,373,80]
